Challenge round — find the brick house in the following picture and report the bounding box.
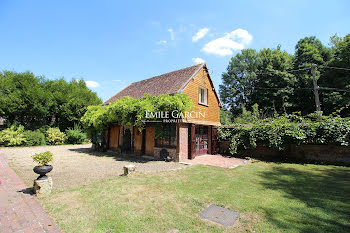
[102,63,221,162]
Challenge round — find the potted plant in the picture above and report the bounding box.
[32,151,53,180]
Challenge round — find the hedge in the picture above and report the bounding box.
[218,113,350,155]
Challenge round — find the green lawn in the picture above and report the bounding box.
[40,162,350,233]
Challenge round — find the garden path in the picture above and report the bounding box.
[0,155,61,233]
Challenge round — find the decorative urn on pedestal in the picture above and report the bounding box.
[32,151,54,196]
[33,165,53,180]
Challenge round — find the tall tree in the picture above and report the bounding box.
[220,49,260,115]
[45,79,102,130]
[320,34,350,115]
[0,71,102,129]
[253,48,296,113]
[0,71,54,128]
[220,47,297,116]
[220,34,350,118]
[293,36,332,114]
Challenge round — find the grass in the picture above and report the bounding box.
[39,161,350,233]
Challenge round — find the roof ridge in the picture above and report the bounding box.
[102,63,206,105]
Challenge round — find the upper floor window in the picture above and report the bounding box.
[198,87,208,105]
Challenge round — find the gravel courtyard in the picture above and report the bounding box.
[0,144,186,190]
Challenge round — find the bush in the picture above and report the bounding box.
[32,151,53,166]
[218,112,350,154]
[23,130,46,146]
[65,128,87,144]
[46,128,65,145]
[0,125,26,146]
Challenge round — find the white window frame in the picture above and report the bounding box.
[198,87,208,105]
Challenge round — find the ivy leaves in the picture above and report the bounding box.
[218,113,350,154]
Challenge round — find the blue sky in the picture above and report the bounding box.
[1,0,349,101]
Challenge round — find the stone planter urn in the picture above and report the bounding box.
[33,165,53,180]
[32,151,54,196]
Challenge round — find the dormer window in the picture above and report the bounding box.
[198,87,208,105]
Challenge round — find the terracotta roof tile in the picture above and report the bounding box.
[103,63,203,105]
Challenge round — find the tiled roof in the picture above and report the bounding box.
[103,63,204,105]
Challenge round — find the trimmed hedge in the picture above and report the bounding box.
[23,130,46,146]
[65,128,87,144]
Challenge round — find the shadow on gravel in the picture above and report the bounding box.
[68,148,151,163]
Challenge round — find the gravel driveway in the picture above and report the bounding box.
[0,144,186,190]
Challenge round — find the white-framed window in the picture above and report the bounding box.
[198,87,208,105]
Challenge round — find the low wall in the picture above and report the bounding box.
[219,141,350,164]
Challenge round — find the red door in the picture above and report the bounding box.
[195,125,208,155]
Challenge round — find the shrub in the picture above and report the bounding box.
[46,128,65,145]
[65,128,87,144]
[218,112,350,154]
[32,151,53,166]
[0,125,26,146]
[23,130,46,146]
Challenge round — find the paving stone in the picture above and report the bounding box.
[0,155,61,232]
[181,154,249,168]
[200,204,240,227]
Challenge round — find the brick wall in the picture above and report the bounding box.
[219,141,350,164]
[154,147,177,161]
[178,123,188,162]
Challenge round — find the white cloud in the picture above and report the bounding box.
[192,28,209,42]
[192,57,205,64]
[201,28,253,56]
[156,40,167,45]
[168,28,175,40]
[112,79,126,84]
[85,81,100,88]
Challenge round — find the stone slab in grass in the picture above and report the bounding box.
[200,204,239,227]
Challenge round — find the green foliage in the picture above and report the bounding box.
[0,125,47,147]
[65,125,87,144]
[320,34,350,116]
[220,34,350,117]
[220,48,297,115]
[81,94,193,143]
[233,103,261,124]
[23,130,46,146]
[220,108,233,125]
[46,128,66,145]
[0,125,26,146]
[32,151,53,166]
[218,112,350,155]
[0,71,102,130]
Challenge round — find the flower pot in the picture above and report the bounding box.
[33,165,53,180]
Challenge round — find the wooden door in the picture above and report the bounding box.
[123,129,131,153]
[145,126,155,156]
[109,126,119,150]
[133,127,142,155]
